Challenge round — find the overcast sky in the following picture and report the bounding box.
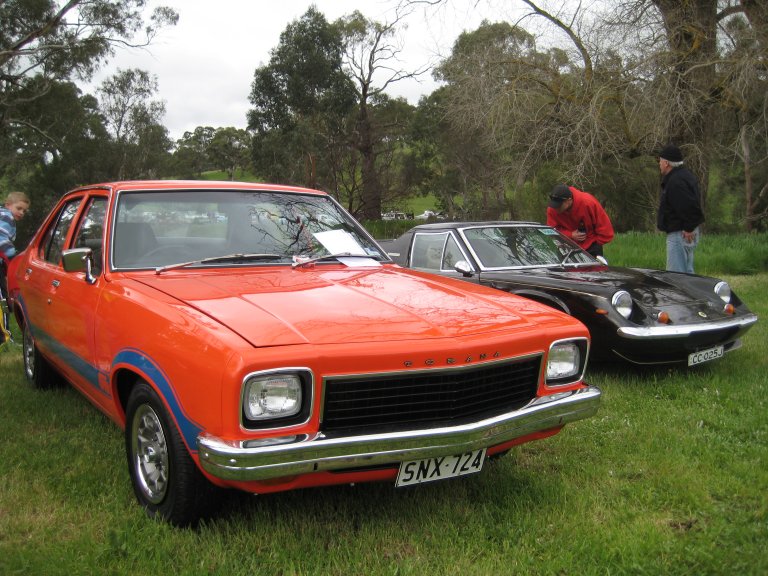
[91,0,514,140]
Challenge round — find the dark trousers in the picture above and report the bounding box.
[585,243,603,257]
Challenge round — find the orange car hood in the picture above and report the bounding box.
[133,266,560,347]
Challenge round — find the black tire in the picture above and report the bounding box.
[125,381,220,526]
[22,322,61,389]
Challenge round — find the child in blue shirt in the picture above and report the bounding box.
[1,191,30,259]
[1,191,30,346]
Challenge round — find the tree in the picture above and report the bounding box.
[98,68,170,179]
[402,89,472,218]
[0,0,177,173]
[172,126,216,179]
[717,2,768,230]
[5,79,114,239]
[434,19,599,217]
[208,127,251,180]
[609,0,768,229]
[337,8,428,220]
[0,0,177,245]
[247,7,356,189]
[410,0,767,230]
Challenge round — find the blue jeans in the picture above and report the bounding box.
[666,228,699,274]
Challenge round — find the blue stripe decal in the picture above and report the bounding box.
[16,295,109,397]
[16,295,202,451]
[113,349,203,451]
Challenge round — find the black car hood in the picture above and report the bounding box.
[481,265,706,306]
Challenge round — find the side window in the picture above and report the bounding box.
[410,233,448,270]
[39,199,82,266]
[442,235,465,270]
[73,197,107,276]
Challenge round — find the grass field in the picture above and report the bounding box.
[0,241,765,575]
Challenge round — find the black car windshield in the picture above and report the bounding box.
[111,189,385,270]
[461,225,595,268]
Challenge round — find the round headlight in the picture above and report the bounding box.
[714,281,731,304]
[611,290,633,319]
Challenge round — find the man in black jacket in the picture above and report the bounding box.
[656,144,704,273]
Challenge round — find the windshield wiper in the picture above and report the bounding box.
[155,253,283,274]
[291,252,378,268]
[560,248,579,265]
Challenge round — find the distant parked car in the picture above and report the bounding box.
[415,210,446,220]
[7,182,600,525]
[382,221,758,366]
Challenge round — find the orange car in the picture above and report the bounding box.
[7,181,601,525]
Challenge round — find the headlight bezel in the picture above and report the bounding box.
[241,369,313,430]
[545,338,589,387]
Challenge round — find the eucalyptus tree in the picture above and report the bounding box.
[433,19,604,218]
[408,0,767,230]
[98,68,170,179]
[712,2,768,230]
[336,8,427,220]
[607,0,768,229]
[403,89,477,219]
[247,7,356,191]
[208,127,251,181]
[5,79,113,239]
[172,126,217,179]
[0,0,177,176]
[320,94,415,217]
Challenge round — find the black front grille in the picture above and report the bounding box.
[321,357,541,434]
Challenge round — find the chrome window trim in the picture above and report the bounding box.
[409,230,474,272]
[455,224,596,272]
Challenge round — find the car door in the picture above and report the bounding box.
[46,194,111,407]
[20,196,84,358]
[410,231,481,284]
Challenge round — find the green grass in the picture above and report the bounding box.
[602,232,768,276]
[0,270,765,575]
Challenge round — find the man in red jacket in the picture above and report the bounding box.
[546,184,614,258]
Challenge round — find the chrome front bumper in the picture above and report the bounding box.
[197,385,602,482]
[617,313,757,339]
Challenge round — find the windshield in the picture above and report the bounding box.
[460,225,595,268]
[111,189,384,270]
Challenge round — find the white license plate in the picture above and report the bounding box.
[396,448,486,487]
[688,345,725,366]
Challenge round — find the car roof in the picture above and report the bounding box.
[410,221,543,231]
[69,180,328,196]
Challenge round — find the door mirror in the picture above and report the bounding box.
[62,248,96,284]
[454,260,474,277]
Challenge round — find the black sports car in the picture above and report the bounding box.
[381,222,758,366]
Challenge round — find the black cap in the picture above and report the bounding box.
[549,184,572,208]
[659,144,683,162]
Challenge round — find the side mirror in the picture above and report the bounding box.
[454,260,474,277]
[62,248,96,284]
[595,255,608,265]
